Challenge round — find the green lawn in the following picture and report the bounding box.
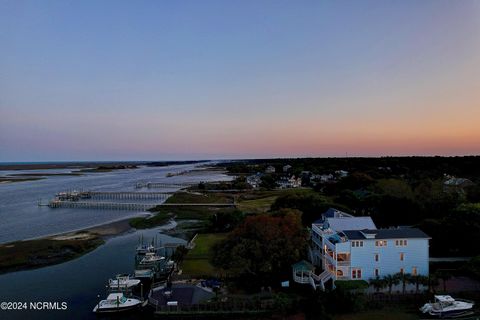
[181,233,227,278]
[236,195,278,213]
[165,191,233,204]
[236,188,316,213]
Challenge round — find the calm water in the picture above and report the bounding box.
[0,163,230,243]
[0,226,185,320]
[0,163,231,319]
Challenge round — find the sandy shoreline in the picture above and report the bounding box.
[43,217,137,242]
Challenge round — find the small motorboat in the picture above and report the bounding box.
[420,295,475,318]
[93,293,142,313]
[108,274,141,289]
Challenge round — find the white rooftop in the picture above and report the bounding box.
[325,216,377,232]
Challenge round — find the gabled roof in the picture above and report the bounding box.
[342,228,430,240]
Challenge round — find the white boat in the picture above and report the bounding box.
[108,275,141,289]
[134,268,154,279]
[92,293,142,313]
[136,243,155,255]
[139,252,165,265]
[420,295,474,317]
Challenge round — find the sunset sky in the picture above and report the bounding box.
[1,0,479,161]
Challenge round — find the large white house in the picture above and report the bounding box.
[309,208,430,289]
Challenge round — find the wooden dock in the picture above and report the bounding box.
[135,182,194,189]
[86,191,172,201]
[48,200,158,211]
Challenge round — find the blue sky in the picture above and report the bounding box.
[1,1,479,161]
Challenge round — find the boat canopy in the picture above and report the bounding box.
[435,295,455,302]
[107,293,124,300]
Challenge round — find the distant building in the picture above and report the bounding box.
[265,166,276,174]
[312,174,335,183]
[246,173,262,189]
[277,175,302,189]
[309,208,430,290]
[443,175,474,194]
[283,165,292,172]
[335,170,349,178]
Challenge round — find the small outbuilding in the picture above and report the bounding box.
[292,260,315,285]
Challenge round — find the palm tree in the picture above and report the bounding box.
[396,272,413,294]
[412,275,429,294]
[383,274,401,294]
[435,270,452,292]
[428,274,440,293]
[370,277,387,293]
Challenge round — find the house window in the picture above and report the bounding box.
[396,239,408,246]
[375,240,387,247]
[374,268,380,277]
[412,267,417,276]
[400,253,404,261]
[352,268,362,279]
[400,268,404,274]
[374,253,379,262]
[352,241,363,247]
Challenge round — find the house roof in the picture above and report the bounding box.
[292,260,314,272]
[326,216,376,232]
[342,228,430,240]
[313,208,357,225]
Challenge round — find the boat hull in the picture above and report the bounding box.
[93,302,141,313]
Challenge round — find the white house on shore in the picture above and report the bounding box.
[303,208,430,290]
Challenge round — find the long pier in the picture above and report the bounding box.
[135,182,194,189]
[48,200,157,211]
[87,191,172,201]
[55,190,172,201]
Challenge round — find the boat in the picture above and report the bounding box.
[108,274,141,289]
[139,252,165,265]
[136,243,155,255]
[134,268,154,279]
[420,295,475,318]
[92,293,143,313]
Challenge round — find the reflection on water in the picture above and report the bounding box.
[0,227,186,320]
[0,162,231,319]
[0,163,230,243]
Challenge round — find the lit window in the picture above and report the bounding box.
[400,253,404,261]
[396,239,408,246]
[412,267,417,276]
[375,240,387,247]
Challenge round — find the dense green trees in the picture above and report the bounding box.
[271,193,348,226]
[212,210,308,285]
[208,209,245,232]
